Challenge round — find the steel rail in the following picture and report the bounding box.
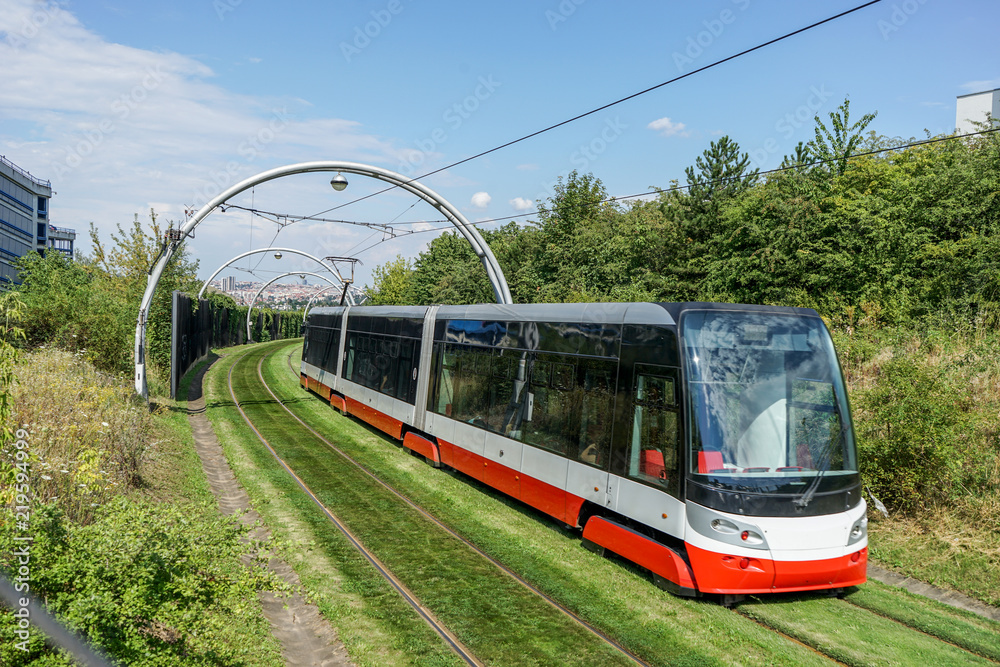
[226,346,483,667]
[270,342,652,667]
[839,598,1000,665]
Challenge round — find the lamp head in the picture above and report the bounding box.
[330,173,348,192]
[274,252,282,260]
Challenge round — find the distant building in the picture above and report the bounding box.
[956,88,1000,135]
[0,155,53,285]
[47,224,77,259]
[223,275,236,292]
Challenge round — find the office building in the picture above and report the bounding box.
[0,155,53,284]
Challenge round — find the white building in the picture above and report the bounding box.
[956,88,1000,135]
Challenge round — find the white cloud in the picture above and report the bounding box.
[471,191,491,208]
[647,117,689,138]
[509,197,533,211]
[960,79,1000,93]
[516,163,539,170]
[0,0,409,277]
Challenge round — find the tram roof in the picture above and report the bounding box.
[308,301,820,326]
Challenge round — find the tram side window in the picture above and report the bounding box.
[626,367,680,495]
[523,359,578,456]
[433,343,457,416]
[487,353,521,438]
[447,346,492,428]
[577,359,616,467]
[343,332,419,404]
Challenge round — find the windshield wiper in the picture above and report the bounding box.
[793,422,850,509]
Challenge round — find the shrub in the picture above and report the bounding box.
[0,499,282,666]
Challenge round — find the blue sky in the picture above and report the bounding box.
[1,0,997,290]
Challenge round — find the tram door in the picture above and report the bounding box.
[606,364,682,529]
[626,365,680,495]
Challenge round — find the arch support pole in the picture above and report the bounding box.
[135,161,511,398]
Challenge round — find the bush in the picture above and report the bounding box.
[8,349,152,524]
[839,326,1000,514]
[0,499,282,666]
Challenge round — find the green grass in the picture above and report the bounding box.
[235,340,839,667]
[142,357,217,504]
[226,342,635,666]
[869,514,1000,608]
[204,343,465,667]
[737,595,996,667]
[845,579,1000,662]
[147,354,286,667]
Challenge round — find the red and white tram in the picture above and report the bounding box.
[299,302,867,599]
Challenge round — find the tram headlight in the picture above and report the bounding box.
[848,517,868,546]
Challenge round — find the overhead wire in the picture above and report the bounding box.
[339,126,1000,256]
[206,1,883,257]
[296,0,883,222]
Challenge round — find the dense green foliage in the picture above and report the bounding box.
[0,341,285,665]
[366,111,1000,515]
[13,212,301,387]
[15,212,199,382]
[375,129,1000,324]
[0,500,280,666]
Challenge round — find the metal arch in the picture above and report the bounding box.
[196,247,343,300]
[136,160,512,398]
[304,283,350,316]
[245,271,336,342]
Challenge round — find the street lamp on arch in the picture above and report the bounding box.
[330,173,348,191]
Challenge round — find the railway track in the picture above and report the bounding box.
[228,342,649,666]
[218,340,1000,666]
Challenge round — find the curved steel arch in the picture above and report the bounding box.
[245,271,336,342]
[135,161,512,397]
[304,284,346,315]
[197,247,343,300]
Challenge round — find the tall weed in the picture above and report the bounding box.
[9,348,152,523]
[836,325,1000,516]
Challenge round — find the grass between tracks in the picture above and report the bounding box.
[210,341,834,667]
[258,340,1000,667]
[238,344,825,665]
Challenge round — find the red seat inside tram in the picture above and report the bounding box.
[698,450,724,474]
[640,449,665,478]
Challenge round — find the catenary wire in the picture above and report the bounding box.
[334,126,1000,257]
[295,1,883,222]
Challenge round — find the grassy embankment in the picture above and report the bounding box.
[0,348,285,667]
[208,339,1000,666]
[834,324,1000,607]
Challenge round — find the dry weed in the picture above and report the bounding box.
[10,348,153,523]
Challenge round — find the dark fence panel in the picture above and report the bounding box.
[170,291,303,397]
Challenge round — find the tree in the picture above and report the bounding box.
[531,171,614,301]
[90,211,199,381]
[403,223,527,305]
[684,135,759,212]
[779,141,813,169]
[662,136,758,300]
[809,97,877,175]
[365,255,414,305]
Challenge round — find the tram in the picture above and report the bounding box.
[299,301,867,598]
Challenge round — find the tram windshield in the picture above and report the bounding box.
[682,311,857,488]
